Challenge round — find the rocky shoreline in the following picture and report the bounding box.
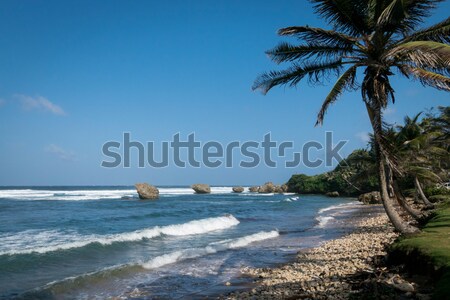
[220,209,430,300]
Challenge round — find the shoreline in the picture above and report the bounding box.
[217,204,403,299]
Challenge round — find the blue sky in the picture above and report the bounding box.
[0,0,449,186]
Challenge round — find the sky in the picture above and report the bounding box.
[0,0,449,186]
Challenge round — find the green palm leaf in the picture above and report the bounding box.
[253,59,343,94]
[278,26,359,48]
[266,42,354,64]
[316,65,358,125]
[310,0,369,35]
[400,16,450,43]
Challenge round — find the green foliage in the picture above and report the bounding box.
[286,107,450,197]
[424,186,450,197]
[286,149,379,196]
[286,174,328,194]
[390,201,450,299]
[429,194,450,203]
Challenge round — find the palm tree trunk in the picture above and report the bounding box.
[393,180,423,220]
[386,166,395,198]
[414,176,434,209]
[365,103,419,234]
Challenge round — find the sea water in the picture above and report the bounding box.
[0,186,362,299]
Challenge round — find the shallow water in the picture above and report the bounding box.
[0,186,361,299]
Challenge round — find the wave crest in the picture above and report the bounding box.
[142,230,279,269]
[0,215,239,255]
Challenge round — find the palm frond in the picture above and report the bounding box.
[407,166,442,182]
[376,0,405,30]
[252,59,343,94]
[266,42,354,64]
[400,65,450,91]
[386,41,450,70]
[400,16,450,43]
[309,0,369,35]
[367,0,394,28]
[316,65,358,125]
[401,0,445,31]
[278,26,359,48]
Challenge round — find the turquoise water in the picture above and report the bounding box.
[0,186,360,299]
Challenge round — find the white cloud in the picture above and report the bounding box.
[14,94,65,115]
[45,144,76,161]
[355,132,370,143]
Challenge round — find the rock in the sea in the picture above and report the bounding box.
[326,191,340,197]
[273,185,283,193]
[258,182,275,193]
[281,184,289,193]
[358,191,381,204]
[191,183,211,194]
[135,183,159,200]
[232,186,244,193]
[249,186,259,192]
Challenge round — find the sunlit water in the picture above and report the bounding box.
[0,186,362,299]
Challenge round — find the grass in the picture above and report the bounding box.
[390,197,450,299]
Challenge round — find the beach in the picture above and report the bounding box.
[221,206,420,300]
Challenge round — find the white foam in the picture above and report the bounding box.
[317,201,361,214]
[0,187,250,201]
[239,193,274,197]
[0,215,239,255]
[315,216,335,228]
[284,196,300,202]
[142,230,279,269]
[0,189,137,201]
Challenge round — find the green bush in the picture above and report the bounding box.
[286,149,379,196]
[286,174,329,194]
[429,195,450,204]
[424,186,450,197]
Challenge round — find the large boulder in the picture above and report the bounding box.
[135,183,159,200]
[232,186,244,193]
[272,184,289,194]
[249,186,259,192]
[358,191,381,204]
[191,183,211,194]
[258,182,275,193]
[326,191,340,197]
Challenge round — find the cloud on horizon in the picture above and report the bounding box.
[45,144,77,161]
[14,94,65,115]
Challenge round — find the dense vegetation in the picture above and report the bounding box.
[286,149,379,196]
[287,107,450,198]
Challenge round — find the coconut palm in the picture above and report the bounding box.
[253,0,450,233]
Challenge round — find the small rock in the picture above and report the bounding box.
[249,186,259,192]
[232,186,244,193]
[326,191,340,197]
[135,183,159,199]
[191,183,211,194]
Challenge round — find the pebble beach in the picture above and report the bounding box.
[222,208,416,300]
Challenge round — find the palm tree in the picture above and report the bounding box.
[253,0,450,234]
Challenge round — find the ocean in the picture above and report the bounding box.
[0,186,362,299]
